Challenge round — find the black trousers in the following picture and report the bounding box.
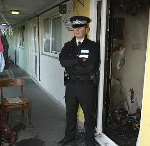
[65,80,98,139]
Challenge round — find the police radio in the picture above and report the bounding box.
[64,70,70,85]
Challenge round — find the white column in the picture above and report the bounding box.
[97,0,107,133]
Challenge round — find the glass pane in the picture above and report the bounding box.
[33,26,37,53]
[43,18,50,53]
[20,25,25,47]
[51,17,62,53]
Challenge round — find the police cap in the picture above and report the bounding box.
[70,16,91,28]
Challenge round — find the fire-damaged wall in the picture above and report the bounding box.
[139,9,150,146]
[122,12,149,113]
[110,7,149,114]
[104,2,149,146]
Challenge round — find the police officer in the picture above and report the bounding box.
[59,16,100,146]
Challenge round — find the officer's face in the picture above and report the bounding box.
[73,26,89,39]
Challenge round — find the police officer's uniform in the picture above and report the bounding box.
[59,16,100,146]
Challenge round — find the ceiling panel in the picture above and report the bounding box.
[0,0,64,25]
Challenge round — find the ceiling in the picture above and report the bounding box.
[0,0,65,25]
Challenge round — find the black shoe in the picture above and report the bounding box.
[85,138,99,146]
[58,136,75,146]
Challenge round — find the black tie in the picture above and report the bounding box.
[78,41,82,46]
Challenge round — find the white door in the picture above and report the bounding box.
[93,0,118,145]
[30,18,39,80]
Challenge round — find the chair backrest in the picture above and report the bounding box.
[0,79,25,100]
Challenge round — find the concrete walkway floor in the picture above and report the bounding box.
[0,67,66,146]
[19,78,66,146]
[1,66,100,146]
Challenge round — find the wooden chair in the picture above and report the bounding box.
[0,110,17,146]
[0,79,31,125]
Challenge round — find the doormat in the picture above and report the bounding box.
[16,138,45,146]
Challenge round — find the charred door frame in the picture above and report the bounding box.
[102,0,112,130]
[95,0,118,145]
[96,0,142,146]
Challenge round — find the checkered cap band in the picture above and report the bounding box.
[72,20,87,25]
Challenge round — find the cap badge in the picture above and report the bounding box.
[72,20,87,25]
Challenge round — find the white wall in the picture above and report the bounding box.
[40,56,65,104]
[38,1,73,105]
[8,25,29,72]
[8,29,20,62]
[8,1,73,106]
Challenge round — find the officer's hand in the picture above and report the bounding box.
[81,58,87,62]
[78,58,88,66]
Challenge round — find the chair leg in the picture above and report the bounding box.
[21,109,32,126]
[0,137,2,146]
[6,112,9,124]
[21,110,25,121]
[28,108,32,125]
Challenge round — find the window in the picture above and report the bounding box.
[43,18,51,53]
[43,15,62,56]
[33,26,37,53]
[51,16,62,53]
[19,25,25,47]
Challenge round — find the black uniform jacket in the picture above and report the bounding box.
[59,37,100,80]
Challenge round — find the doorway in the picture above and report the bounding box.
[102,0,149,146]
[30,18,39,81]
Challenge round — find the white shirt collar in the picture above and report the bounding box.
[76,38,84,45]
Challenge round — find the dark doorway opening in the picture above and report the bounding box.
[102,0,149,145]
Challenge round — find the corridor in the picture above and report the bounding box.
[1,0,150,145]
[0,66,66,146]
[17,76,66,146]
[0,66,88,146]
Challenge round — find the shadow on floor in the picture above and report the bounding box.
[0,66,101,146]
[0,67,65,146]
[16,138,45,146]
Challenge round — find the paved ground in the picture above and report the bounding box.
[0,66,100,146]
[16,78,65,146]
[1,67,65,146]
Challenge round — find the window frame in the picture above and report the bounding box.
[19,25,25,48]
[51,15,62,55]
[43,18,51,55]
[41,13,62,57]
